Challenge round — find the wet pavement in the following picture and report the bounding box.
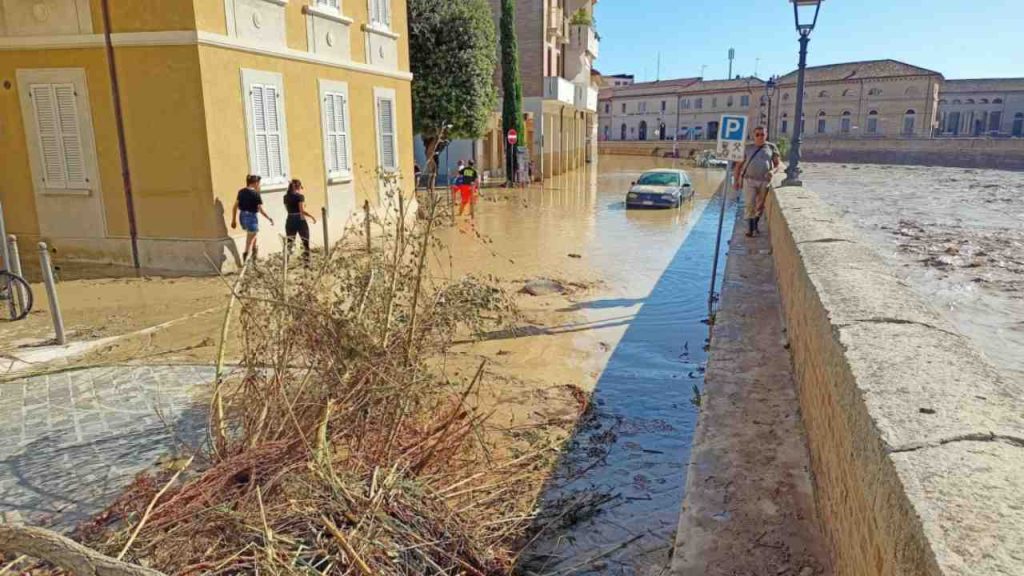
[0,366,212,530]
[803,163,1024,385]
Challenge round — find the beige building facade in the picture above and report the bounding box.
[0,0,414,272]
[937,78,1024,137]
[599,78,766,142]
[772,60,942,140]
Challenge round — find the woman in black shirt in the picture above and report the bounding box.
[284,179,317,266]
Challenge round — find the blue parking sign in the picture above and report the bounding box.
[716,114,748,162]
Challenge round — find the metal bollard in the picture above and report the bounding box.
[321,206,329,250]
[6,235,26,317]
[38,243,66,345]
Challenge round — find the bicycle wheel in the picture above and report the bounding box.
[0,271,33,321]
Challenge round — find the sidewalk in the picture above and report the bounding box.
[671,214,831,575]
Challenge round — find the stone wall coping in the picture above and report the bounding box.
[770,186,1024,575]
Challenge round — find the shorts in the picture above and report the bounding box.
[742,181,771,220]
[239,211,259,233]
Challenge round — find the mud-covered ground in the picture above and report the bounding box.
[803,163,1024,384]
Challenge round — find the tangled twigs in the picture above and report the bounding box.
[0,525,164,576]
[71,180,538,575]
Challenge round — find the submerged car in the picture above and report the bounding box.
[626,169,694,209]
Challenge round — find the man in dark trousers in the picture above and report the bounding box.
[733,126,781,237]
[231,174,275,262]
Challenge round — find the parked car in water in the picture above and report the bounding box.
[626,169,694,209]
[697,151,728,169]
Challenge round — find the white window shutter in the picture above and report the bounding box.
[324,94,339,173]
[31,84,68,189]
[55,84,87,188]
[250,84,270,178]
[377,97,396,171]
[264,85,284,180]
[334,94,349,172]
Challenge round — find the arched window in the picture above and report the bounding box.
[680,126,689,140]
[841,111,853,134]
[842,89,853,97]
[603,125,610,140]
[953,99,962,105]
[965,99,975,104]
[1013,113,1024,137]
[980,98,990,104]
[867,110,879,134]
[993,98,1004,104]
[659,122,667,141]
[817,111,827,134]
[638,121,648,141]
[903,110,917,136]
[868,88,883,96]
[620,123,627,140]
[818,90,830,98]
[939,99,948,105]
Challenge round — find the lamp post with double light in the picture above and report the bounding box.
[782,0,824,187]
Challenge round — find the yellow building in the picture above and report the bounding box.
[0,0,413,272]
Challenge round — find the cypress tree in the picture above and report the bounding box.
[500,0,525,183]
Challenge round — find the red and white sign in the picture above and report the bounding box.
[507,129,518,146]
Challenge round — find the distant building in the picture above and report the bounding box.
[937,79,1024,137]
[606,74,635,87]
[598,77,766,142]
[773,60,943,140]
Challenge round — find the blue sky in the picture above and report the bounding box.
[594,0,1024,82]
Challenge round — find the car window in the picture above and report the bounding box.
[637,172,680,186]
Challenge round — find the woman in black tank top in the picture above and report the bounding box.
[284,179,317,266]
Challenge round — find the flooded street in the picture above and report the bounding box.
[437,157,731,575]
[803,163,1024,384]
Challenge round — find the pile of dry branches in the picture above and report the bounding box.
[60,185,553,574]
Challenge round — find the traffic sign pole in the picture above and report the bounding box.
[708,162,731,318]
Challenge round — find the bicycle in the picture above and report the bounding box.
[0,270,32,321]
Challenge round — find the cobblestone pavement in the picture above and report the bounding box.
[0,365,215,531]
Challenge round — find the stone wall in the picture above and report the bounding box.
[800,137,1024,170]
[767,186,1024,576]
[598,138,1024,171]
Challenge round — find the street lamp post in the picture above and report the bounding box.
[782,0,824,188]
[765,75,778,140]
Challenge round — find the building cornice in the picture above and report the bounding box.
[0,30,412,82]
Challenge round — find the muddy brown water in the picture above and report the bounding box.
[437,157,732,575]
[803,163,1024,385]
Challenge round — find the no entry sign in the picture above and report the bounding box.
[507,129,518,146]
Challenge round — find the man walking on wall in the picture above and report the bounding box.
[733,126,781,237]
[232,174,275,262]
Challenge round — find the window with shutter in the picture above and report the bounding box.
[29,83,89,190]
[376,96,396,171]
[370,0,390,27]
[324,91,351,177]
[244,71,289,186]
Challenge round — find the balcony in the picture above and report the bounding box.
[574,83,598,112]
[547,6,565,40]
[570,24,599,60]
[544,76,575,105]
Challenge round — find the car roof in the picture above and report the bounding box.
[641,169,690,180]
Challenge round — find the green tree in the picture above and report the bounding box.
[500,0,525,182]
[409,0,497,185]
